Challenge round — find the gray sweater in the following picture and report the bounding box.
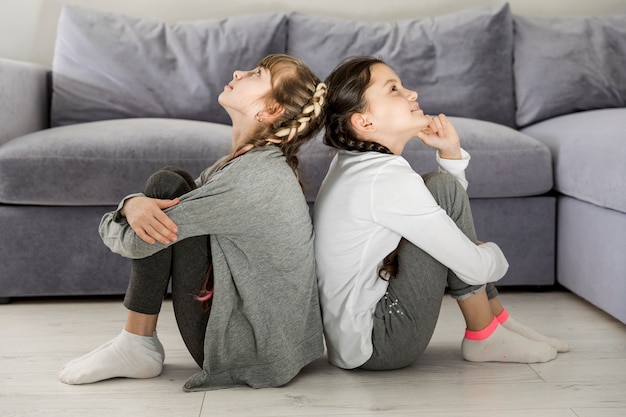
[99,146,324,390]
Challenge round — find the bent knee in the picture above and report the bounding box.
[144,168,195,199]
[422,172,462,195]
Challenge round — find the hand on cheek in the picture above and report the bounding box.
[416,114,462,159]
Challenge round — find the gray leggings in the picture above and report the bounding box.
[361,173,498,371]
[123,167,210,367]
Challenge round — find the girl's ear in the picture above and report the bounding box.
[259,103,285,122]
[350,112,374,135]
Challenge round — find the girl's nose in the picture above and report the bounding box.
[407,90,418,102]
[233,70,243,80]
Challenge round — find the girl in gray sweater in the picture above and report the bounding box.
[59,54,327,390]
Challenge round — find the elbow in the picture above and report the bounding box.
[495,258,510,280]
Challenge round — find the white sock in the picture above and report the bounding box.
[58,330,164,385]
[153,330,165,364]
[60,330,166,371]
[462,318,557,363]
[497,308,569,353]
[59,339,115,371]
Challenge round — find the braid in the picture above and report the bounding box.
[270,82,327,143]
[325,117,392,154]
[233,55,327,182]
[267,82,327,175]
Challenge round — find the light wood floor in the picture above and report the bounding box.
[1,290,625,417]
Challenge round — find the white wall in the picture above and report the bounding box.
[1,0,625,66]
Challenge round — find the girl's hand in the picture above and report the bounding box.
[416,114,462,160]
[121,196,180,245]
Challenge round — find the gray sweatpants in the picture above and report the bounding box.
[123,167,210,367]
[361,173,498,371]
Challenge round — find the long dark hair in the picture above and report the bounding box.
[323,56,392,155]
[324,56,399,280]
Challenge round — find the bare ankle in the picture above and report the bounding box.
[489,296,505,317]
[125,311,159,336]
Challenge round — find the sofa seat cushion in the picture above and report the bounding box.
[0,118,232,206]
[522,108,626,213]
[299,117,553,203]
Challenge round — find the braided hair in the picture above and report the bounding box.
[242,54,327,178]
[323,56,392,155]
[197,55,327,309]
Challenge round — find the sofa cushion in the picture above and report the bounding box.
[0,118,232,206]
[299,117,553,203]
[522,108,626,213]
[514,13,626,127]
[287,4,516,127]
[51,6,287,127]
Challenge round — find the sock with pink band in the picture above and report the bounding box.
[496,308,569,353]
[462,317,557,363]
[464,316,500,341]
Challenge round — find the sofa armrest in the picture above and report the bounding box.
[0,58,50,145]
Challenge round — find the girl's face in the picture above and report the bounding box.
[358,63,431,153]
[218,66,273,119]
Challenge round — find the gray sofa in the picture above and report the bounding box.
[1,4,624,324]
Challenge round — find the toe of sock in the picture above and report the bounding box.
[545,346,558,362]
[58,367,87,385]
[554,339,569,353]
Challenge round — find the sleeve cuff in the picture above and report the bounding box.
[436,148,471,190]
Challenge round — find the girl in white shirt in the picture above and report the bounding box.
[314,56,568,370]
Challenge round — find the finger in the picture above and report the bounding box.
[420,128,434,136]
[432,116,444,136]
[136,228,156,245]
[157,198,180,210]
[438,113,449,128]
[416,128,432,141]
[144,224,173,245]
[428,119,438,133]
[153,211,179,235]
[149,217,178,244]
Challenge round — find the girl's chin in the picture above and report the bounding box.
[217,98,230,114]
[217,94,230,110]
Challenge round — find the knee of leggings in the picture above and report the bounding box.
[143,168,195,199]
[423,172,462,196]
[161,166,197,187]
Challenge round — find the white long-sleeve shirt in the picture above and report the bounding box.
[313,149,508,369]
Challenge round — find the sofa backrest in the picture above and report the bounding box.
[48,5,626,131]
[50,6,287,127]
[50,4,519,129]
[513,12,626,127]
[286,3,517,128]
